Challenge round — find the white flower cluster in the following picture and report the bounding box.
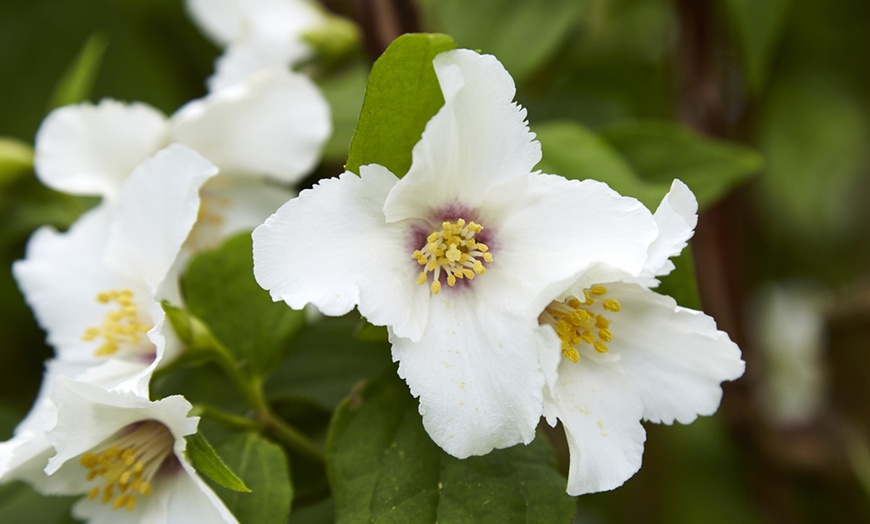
[253,48,746,495]
[1,1,331,521]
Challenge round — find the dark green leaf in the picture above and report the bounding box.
[0,482,79,524]
[266,315,392,411]
[186,432,251,493]
[601,120,763,209]
[48,32,109,109]
[214,433,293,524]
[534,121,666,209]
[345,33,456,177]
[182,233,306,378]
[423,0,585,83]
[656,249,701,310]
[326,371,575,523]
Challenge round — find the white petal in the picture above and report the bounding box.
[184,175,294,253]
[44,378,196,477]
[545,359,646,495]
[642,179,698,279]
[173,67,330,183]
[34,100,168,200]
[607,282,745,425]
[186,0,323,47]
[207,40,308,92]
[104,144,218,288]
[383,49,541,221]
[253,165,430,340]
[185,0,248,45]
[391,302,547,458]
[164,461,239,523]
[473,175,658,320]
[13,207,143,362]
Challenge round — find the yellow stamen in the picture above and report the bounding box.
[79,421,174,512]
[413,218,493,294]
[82,289,154,358]
[539,285,621,363]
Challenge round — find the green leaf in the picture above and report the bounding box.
[422,0,585,83]
[214,433,293,524]
[601,120,764,209]
[345,33,456,177]
[534,121,666,209]
[266,315,392,411]
[0,482,79,524]
[656,249,701,310]
[48,32,109,109]
[721,0,791,93]
[186,432,251,493]
[326,371,575,523]
[0,138,33,187]
[181,233,306,378]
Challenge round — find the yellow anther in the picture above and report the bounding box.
[603,299,621,312]
[80,421,173,513]
[83,290,154,358]
[539,285,621,364]
[590,285,607,296]
[413,218,492,293]
[562,345,580,363]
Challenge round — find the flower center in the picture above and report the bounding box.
[81,289,153,357]
[80,421,175,512]
[412,218,493,294]
[539,285,621,363]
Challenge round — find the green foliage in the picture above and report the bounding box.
[326,372,575,523]
[721,0,791,93]
[536,120,763,211]
[214,433,293,524]
[266,315,392,411]
[48,32,109,109]
[181,233,306,378]
[0,482,79,524]
[186,432,251,493]
[601,121,763,210]
[345,33,456,177]
[421,0,585,82]
[318,62,368,162]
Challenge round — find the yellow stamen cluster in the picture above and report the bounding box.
[80,421,174,512]
[539,285,621,363]
[81,289,151,357]
[412,218,493,294]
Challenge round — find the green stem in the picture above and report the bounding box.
[195,404,260,431]
[203,338,325,463]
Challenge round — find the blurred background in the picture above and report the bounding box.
[1,0,869,522]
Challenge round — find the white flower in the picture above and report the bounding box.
[253,49,660,458]
[34,67,331,250]
[184,0,327,91]
[2,145,215,492]
[537,180,746,495]
[13,144,217,395]
[40,377,237,523]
